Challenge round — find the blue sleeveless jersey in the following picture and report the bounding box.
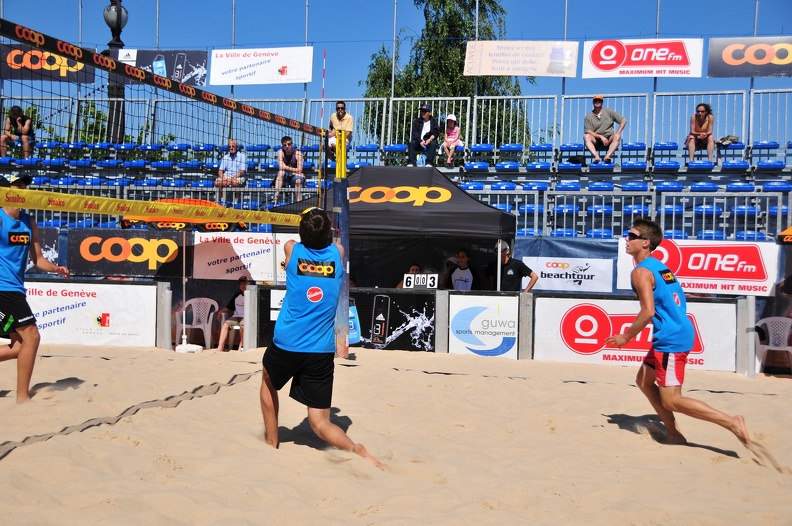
[633,257,694,353]
[0,208,32,293]
[274,242,342,353]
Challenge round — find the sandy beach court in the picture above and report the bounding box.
[1,345,791,524]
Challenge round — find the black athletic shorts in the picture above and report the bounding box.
[262,341,335,409]
[0,291,36,337]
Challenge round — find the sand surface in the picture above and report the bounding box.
[1,345,791,525]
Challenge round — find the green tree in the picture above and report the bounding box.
[361,0,531,99]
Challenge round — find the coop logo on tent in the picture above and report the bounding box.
[349,185,452,206]
[450,306,516,356]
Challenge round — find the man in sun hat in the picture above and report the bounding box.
[1,172,69,403]
[583,94,627,164]
[407,104,440,167]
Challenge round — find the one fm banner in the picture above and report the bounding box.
[209,46,313,85]
[533,297,737,372]
[582,38,703,78]
[615,238,780,296]
[192,232,298,282]
[464,40,578,77]
[25,282,157,346]
[448,294,519,360]
[114,48,208,86]
[708,37,792,78]
[524,257,613,293]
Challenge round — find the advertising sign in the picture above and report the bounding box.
[524,257,613,293]
[26,282,157,346]
[26,227,59,274]
[533,297,736,371]
[209,46,313,85]
[615,238,780,296]
[0,43,95,83]
[350,290,436,351]
[115,48,208,86]
[708,37,792,78]
[582,38,703,78]
[66,229,185,278]
[464,40,578,77]
[448,294,519,359]
[193,231,280,282]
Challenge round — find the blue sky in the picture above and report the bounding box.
[2,0,790,102]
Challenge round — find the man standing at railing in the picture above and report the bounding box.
[407,104,440,167]
[583,95,626,164]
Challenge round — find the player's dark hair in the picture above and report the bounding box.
[299,208,333,249]
[633,218,663,250]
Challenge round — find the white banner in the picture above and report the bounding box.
[582,38,703,78]
[209,46,313,85]
[464,40,578,77]
[448,295,519,360]
[524,257,613,293]
[26,282,157,346]
[615,238,780,296]
[192,232,298,283]
[533,297,736,371]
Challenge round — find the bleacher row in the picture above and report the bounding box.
[3,138,792,177]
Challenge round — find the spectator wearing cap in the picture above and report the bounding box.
[583,95,627,164]
[441,114,463,165]
[407,104,440,167]
[484,240,538,293]
[1,106,34,159]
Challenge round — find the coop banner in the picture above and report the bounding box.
[464,40,578,77]
[66,229,185,278]
[582,38,703,78]
[708,37,792,78]
[615,238,780,296]
[533,296,736,372]
[209,46,313,85]
[114,49,208,86]
[0,43,95,83]
[25,281,157,346]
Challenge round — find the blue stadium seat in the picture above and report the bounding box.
[68,219,94,229]
[191,179,215,188]
[623,204,651,217]
[347,161,370,170]
[96,159,124,168]
[726,182,755,192]
[518,204,545,214]
[249,223,273,233]
[139,144,164,153]
[525,161,552,172]
[17,157,42,166]
[652,142,680,171]
[690,181,718,192]
[178,160,204,169]
[620,142,648,172]
[697,230,726,240]
[687,160,715,171]
[165,143,191,152]
[41,158,68,168]
[463,161,489,172]
[382,143,407,165]
[151,160,176,169]
[555,181,581,191]
[763,181,792,193]
[161,179,189,187]
[77,177,106,186]
[520,181,549,191]
[52,176,78,185]
[134,179,160,187]
[664,229,688,239]
[554,204,579,215]
[490,182,516,191]
[495,161,521,172]
[124,160,149,168]
[497,143,523,163]
[621,181,649,192]
[106,177,134,187]
[655,181,684,192]
[587,204,614,216]
[194,143,217,153]
[751,141,785,171]
[31,176,50,185]
[586,228,613,238]
[68,159,93,168]
[735,231,766,241]
[516,227,541,236]
[493,203,513,213]
[550,228,577,237]
[657,204,684,216]
[459,181,484,191]
[114,142,139,152]
[588,181,614,192]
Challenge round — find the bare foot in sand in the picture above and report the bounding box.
[664,431,688,445]
[353,443,383,470]
[729,415,751,445]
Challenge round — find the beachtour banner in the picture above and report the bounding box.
[464,40,578,77]
[209,46,313,85]
[524,256,613,293]
[448,294,519,360]
[708,36,792,78]
[533,296,737,372]
[615,238,780,296]
[25,281,157,346]
[582,38,703,78]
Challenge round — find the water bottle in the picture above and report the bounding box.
[417,154,426,167]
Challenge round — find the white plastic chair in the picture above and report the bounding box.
[755,316,792,373]
[176,297,218,350]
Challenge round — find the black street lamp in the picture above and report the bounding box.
[103,0,128,144]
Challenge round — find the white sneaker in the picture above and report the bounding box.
[425,163,433,167]
[406,164,414,167]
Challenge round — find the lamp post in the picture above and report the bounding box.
[103,0,128,144]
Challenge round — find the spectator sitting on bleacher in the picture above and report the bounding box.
[583,95,626,164]
[685,103,715,163]
[327,100,353,162]
[0,106,34,159]
[441,114,463,165]
[273,135,305,204]
[214,139,246,188]
[407,104,440,167]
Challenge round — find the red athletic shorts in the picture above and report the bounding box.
[643,349,689,387]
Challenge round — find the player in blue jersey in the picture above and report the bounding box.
[259,207,381,468]
[605,219,751,446]
[0,173,69,403]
